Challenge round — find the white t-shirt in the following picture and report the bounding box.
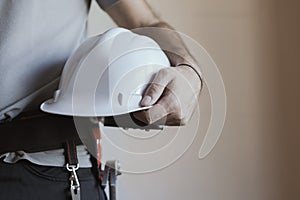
[0,0,119,167]
[0,145,92,167]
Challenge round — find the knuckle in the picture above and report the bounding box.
[158,68,169,76]
[148,83,162,95]
[158,68,175,79]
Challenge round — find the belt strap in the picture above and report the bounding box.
[65,140,81,200]
[65,140,79,166]
[0,112,82,154]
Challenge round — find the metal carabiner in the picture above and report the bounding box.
[66,164,80,200]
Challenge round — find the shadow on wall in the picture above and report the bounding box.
[276,0,300,199]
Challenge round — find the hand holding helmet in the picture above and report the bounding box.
[133,63,202,126]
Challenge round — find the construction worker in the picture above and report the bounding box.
[0,0,202,200]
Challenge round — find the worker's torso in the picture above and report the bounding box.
[0,0,91,120]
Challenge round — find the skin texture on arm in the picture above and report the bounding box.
[105,0,202,125]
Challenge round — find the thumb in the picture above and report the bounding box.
[141,69,172,106]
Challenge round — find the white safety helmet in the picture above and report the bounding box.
[41,28,170,117]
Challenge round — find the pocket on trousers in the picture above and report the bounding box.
[22,160,69,182]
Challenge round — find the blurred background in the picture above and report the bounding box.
[88,0,300,199]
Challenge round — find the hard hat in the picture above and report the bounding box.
[41,28,170,117]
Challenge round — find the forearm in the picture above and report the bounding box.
[137,21,192,65]
[105,0,202,83]
[133,21,203,83]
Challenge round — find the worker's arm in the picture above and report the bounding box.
[105,0,202,125]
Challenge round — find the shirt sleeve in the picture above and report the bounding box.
[95,0,120,10]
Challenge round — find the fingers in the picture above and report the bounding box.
[140,68,174,106]
[133,88,183,125]
[133,103,169,125]
[134,66,199,126]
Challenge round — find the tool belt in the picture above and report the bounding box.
[0,111,82,154]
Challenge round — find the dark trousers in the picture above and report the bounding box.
[0,159,107,200]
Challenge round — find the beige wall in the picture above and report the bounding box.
[88,0,300,199]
